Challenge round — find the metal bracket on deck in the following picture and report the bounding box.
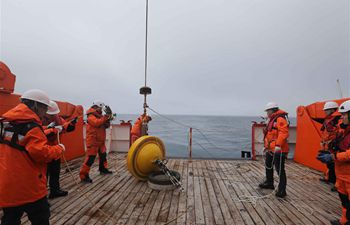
[154,159,184,192]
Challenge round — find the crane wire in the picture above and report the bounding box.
[144,0,149,87]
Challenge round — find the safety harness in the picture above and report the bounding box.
[321,115,341,132]
[330,124,350,153]
[0,119,42,152]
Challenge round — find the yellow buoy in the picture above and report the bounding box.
[127,136,166,181]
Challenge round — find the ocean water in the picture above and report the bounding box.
[117,114,296,159]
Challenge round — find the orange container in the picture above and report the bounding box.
[294,98,350,172]
[0,62,16,94]
[0,61,85,161]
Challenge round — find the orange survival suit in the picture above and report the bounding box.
[320,113,341,184]
[321,113,342,150]
[43,115,76,145]
[131,114,152,144]
[332,124,350,224]
[261,109,289,196]
[43,115,76,197]
[79,107,111,181]
[0,103,64,208]
[264,109,289,153]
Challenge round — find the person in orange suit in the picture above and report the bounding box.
[79,101,113,183]
[317,100,350,225]
[316,101,341,191]
[259,102,289,198]
[0,89,65,225]
[43,100,77,199]
[131,113,152,144]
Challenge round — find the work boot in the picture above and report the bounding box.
[330,220,341,225]
[100,168,113,175]
[319,177,329,184]
[331,185,337,192]
[275,190,287,198]
[81,175,93,183]
[49,189,68,199]
[258,181,274,190]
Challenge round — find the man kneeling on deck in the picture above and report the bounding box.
[259,102,289,198]
[79,101,114,183]
[317,100,350,225]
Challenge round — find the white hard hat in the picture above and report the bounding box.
[47,100,60,115]
[92,100,105,108]
[339,100,350,113]
[265,102,279,111]
[323,101,339,111]
[21,89,50,106]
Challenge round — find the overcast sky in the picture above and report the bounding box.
[0,0,349,116]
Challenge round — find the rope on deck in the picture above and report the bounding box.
[147,107,317,217]
[57,132,119,224]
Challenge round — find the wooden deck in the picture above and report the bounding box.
[18,153,341,225]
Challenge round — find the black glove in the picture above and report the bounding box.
[71,117,78,125]
[47,122,56,129]
[104,105,113,115]
[316,152,334,164]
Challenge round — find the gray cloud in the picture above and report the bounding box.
[1,0,349,117]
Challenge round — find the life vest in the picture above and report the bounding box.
[320,115,341,148]
[263,110,290,153]
[334,125,350,180]
[321,115,340,133]
[263,111,289,136]
[0,120,42,152]
[0,103,63,208]
[337,125,350,152]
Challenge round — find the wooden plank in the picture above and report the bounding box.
[249,160,337,224]
[233,161,301,225]
[126,184,153,225]
[176,159,189,225]
[165,160,183,225]
[196,160,216,225]
[204,161,225,225]
[51,154,127,224]
[135,191,158,225]
[219,161,279,225]
[147,191,166,224]
[207,160,235,225]
[10,154,346,225]
[156,190,173,224]
[186,161,196,225]
[193,161,205,225]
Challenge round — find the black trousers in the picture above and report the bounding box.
[265,152,287,192]
[1,197,50,225]
[47,159,61,191]
[85,150,107,170]
[327,161,336,184]
[339,192,350,224]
